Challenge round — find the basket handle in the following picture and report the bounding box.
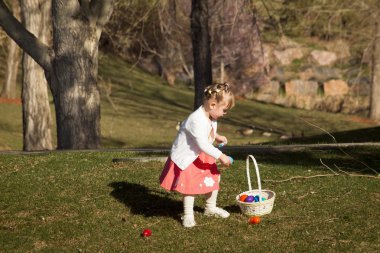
[246,155,263,202]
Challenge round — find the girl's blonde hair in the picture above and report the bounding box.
[203,82,235,110]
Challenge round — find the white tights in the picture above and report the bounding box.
[183,190,219,216]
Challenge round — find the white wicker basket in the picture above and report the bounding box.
[236,155,276,216]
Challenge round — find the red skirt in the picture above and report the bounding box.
[159,152,221,195]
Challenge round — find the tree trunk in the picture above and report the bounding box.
[191,0,212,110]
[371,11,380,120]
[0,0,114,149]
[51,1,103,149]
[218,1,269,96]
[0,0,20,99]
[21,0,53,151]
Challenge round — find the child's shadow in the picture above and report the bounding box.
[108,181,183,220]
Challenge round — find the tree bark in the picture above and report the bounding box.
[0,0,114,149]
[0,0,20,99]
[371,10,380,120]
[52,1,103,149]
[21,0,53,151]
[191,0,212,110]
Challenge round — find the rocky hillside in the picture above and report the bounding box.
[251,36,370,115]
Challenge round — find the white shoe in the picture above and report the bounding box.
[181,214,196,228]
[204,207,230,218]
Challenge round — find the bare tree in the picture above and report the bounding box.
[0,0,20,99]
[191,0,212,110]
[0,0,114,149]
[21,0,53,151]
[371,7,380,121]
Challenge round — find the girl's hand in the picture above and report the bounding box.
[216,135,228,146]
[219,154,231,167]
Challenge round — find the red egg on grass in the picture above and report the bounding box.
[249,216,261,224]
[141,229,152,237]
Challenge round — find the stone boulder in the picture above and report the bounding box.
[314,96,344,113]
[278,36,301,49]
[287,95,316,110]
[323,79,349,96]
[273,48,305,65]
[310,50,337,66]
[298,66,342,82]
[254,81,280,103]
[342,96,370,114]
[348,77,371,96]
[269,66,297,82]
[285,80,319,96]
[326,39,351,60]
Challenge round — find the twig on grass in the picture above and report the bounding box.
[320,158,339,175]
[300,118,379,176]
[264,174,337,183]
[264,159,379,183]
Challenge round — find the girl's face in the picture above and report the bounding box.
[208,100,229,120]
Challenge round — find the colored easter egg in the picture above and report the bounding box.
[249,216,261,224]
[239,194,248,202]
[254,195,260,202]
[245,195,254,203]
[228,156,234,164]
[262,197,266,201]
[141,229,152,237]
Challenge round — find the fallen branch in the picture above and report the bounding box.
[263,174,337,183]
[264,159,379,183]
[300,118,379,176]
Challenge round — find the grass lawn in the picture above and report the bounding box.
[0,147,379,252]
[0,53,379,252]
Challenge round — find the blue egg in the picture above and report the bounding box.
[245,195,254,203]
[254,195,260,202]
[262,197,266,201]
[228,156,234,164]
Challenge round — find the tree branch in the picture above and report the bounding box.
[0,0,52,71]
[89,0,114,28]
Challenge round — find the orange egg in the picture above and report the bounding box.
[239,194,248,202]
[249,216,261,224]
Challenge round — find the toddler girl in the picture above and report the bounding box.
[159,82,235,228]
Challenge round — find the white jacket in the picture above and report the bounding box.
[170,106,222,170]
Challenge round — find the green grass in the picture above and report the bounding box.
[0,148,379,252]
[0,53,379,251]
[0,53,379,150]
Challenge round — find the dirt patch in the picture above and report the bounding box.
[349,116,378,125]
[0,98,21,105]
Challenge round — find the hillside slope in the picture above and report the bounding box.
[0,53,378,151]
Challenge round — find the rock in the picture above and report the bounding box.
[163,70,176,86]
[262,44,274,70]
[285,80,319,96]
[299,67,342,82]
[278,36,301,49]
[287,95,316,110]
[326,39,351,60]
[314,96,344,112]
[348,77,371,96]
[273,48,305,65]
[254,81,280,103]
[342,96,370,114]
[310,50,338,66]
[323,79,349,96]
[269,66,297,82]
